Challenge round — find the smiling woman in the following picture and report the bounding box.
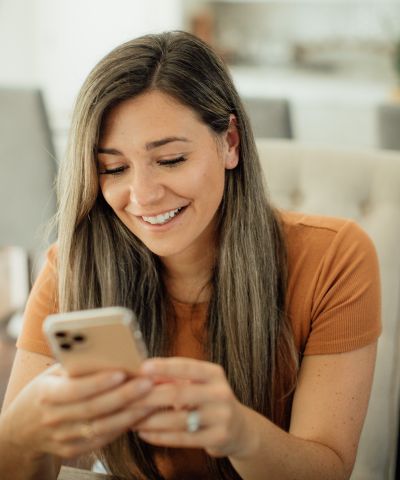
[97,91,238,260]
[0,31,380,480]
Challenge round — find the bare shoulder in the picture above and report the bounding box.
[1,349,55,412]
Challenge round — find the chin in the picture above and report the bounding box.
[142,242,188,259]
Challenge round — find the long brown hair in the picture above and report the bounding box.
[56,31,298,479]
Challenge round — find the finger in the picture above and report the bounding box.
[48,426,128,459]
[41,370,128,404]
[44,363,63,375]
[135,382,231,410]
[138,426,215,449]
[138,419,233,454]
[53,403,155,443]
[46,377,153,424]
[135,408,189,432]
[93,404,157,437]
[136,403,227,433]
[139,357,224,383]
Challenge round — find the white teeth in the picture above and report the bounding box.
[142,207,182,225]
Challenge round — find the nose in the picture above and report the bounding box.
[127,166,165,208]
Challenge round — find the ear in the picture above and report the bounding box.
[223,114,240,170]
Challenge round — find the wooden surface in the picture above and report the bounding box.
[58,466,121,480]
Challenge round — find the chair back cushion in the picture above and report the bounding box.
[256,139,400,480]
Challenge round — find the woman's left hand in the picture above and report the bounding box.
[133,357,255,458]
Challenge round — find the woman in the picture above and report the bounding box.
[0,31,380,480]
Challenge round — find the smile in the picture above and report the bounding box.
[142,207,185,225]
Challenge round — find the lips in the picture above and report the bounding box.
[142,206,183,225]
[129,205,188,229]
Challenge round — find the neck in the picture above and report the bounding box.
[160,245,215,304]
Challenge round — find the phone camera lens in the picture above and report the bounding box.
[60,343,72,350]
[73,334,86,342]
[55,331,67,338]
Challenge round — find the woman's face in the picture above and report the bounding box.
[97,90,239,261]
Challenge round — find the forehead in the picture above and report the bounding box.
[100,91,202,143]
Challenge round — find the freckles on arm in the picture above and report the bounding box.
[229,343,377,480]
[288,343,377,474]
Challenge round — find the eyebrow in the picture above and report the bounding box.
[145,136,191,150]
[96,136,191,155]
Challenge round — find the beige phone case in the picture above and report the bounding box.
[43,307,147,376]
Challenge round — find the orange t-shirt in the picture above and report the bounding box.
[16,211,381,479]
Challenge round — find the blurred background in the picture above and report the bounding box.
[1,0,400,381]
[1,0,400,362]
[1,0,400,158]
[1,2,400,477]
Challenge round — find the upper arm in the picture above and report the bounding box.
[2,244,58,412]
[289,342,377,477]
[1,349,55,412]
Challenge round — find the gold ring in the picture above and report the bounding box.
[79,421,96,440]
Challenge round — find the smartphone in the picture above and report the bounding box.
[43,306,147,377]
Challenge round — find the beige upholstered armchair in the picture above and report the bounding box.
[256,139,400,480]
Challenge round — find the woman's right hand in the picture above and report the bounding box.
[0,363,154,460]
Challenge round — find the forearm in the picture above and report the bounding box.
[0,416,60,480]
[229,406,347,480]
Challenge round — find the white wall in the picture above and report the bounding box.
[0,0,38,85]
[0,0,184,159]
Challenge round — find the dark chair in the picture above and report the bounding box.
[0,88,57,334]
[0,87,57,271]
[241,97,293,139]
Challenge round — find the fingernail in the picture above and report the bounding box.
[141,361,155,373]
[136,378,153,392]
[111,372,126,384]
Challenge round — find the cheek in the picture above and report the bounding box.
[193,168,225,216]
[204,162,226,196]
[100,180,128,210]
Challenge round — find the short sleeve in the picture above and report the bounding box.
[304,221,382,355]
[16,244,58,357]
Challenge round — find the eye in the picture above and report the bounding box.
[98,165,128,176]
[158,156,186,168]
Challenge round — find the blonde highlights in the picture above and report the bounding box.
[56,31,298,479]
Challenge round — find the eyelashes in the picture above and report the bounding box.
[158,156,186,167]
[99,156,187,176]
[99,165,127,176]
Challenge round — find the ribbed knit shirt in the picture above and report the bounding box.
[16,211,382,479]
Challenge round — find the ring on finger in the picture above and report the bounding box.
[186,409,201,433]
[79,421,96,440]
